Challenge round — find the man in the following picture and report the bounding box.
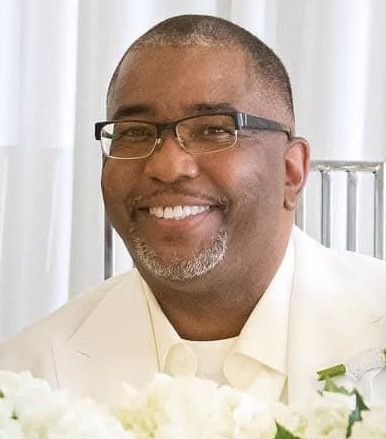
[0,15,385,405]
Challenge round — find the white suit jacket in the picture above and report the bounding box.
[0,228,385,405]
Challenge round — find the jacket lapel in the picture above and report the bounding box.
[54,271,159,404]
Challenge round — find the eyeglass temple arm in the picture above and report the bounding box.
[237,113,292,138]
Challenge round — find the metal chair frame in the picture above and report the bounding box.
[296,160,385,260]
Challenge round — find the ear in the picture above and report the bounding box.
[283,137,310,211]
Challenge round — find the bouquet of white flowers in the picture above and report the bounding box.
[0,371,133,438]
[0,370,385,438]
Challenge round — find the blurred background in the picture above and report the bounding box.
[1,0,386,339]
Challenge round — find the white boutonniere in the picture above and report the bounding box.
[315,348,386,437]
[317,348,386,381]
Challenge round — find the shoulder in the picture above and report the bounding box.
[292,226,386,310]
[0,270,141,374]
[294,227,386,283]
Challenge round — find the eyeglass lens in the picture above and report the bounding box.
[101,114,237,158]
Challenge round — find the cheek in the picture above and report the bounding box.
[205,150,287,249]
[101,162,142,224]
[203,148,285,209]
[102,161,141,196]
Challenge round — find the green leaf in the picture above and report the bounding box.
[275,422,302,439]
[323,378,352,395]
[0,390,4,398]
[346,389,369,437]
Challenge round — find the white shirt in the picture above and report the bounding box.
[186,337,237,384]
[141,235,295,402]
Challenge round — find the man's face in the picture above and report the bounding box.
[102,46,302,283]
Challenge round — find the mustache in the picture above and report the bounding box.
[127,187,230,210]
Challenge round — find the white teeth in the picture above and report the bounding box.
[173,205,183,217]
[182,206,191,217]
[164,207,173,219]
[154,207,163,218]
[149,205,210,220]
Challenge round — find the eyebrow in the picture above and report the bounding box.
[185,102,238,114]
[112,104,155,120]
[111,101,238,121]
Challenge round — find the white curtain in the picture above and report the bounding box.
[1,0,385,339]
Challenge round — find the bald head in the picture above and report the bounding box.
[107,15,294,119]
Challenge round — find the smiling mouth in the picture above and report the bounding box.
[148,205,211,220]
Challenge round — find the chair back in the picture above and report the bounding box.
[296,160,385,259]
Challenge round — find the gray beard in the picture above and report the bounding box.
[128,228,227,281]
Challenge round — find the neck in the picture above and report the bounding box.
[140,235,289,341]
[149,280,263,341]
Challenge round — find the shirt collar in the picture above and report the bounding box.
[140,280,184,372]
[227,234,295,375]
[140,231,295,389]
[223,234,295,395]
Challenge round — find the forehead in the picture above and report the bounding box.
[109,46,278,121]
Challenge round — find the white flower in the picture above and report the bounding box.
[275,392,354,439]
[0,399,14,421]
[0,370,136,438]
[116,374,276,439]
[2,373,67,437]
[0,371,37,399]
[274,402,307,437]
[48,399,136,439]
[0,419,25,439]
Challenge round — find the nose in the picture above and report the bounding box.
[143,134,200,183]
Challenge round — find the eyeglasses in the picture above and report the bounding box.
[94,111,292,160]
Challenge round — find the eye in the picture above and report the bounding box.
[116,127,154,140]
[200,125,234,137]
[112,123,156,143]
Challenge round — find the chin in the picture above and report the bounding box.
[129,230,227,283]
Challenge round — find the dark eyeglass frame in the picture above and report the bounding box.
[94,111,293,159]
